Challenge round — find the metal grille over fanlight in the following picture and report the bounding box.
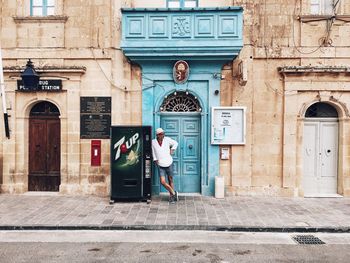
[160,91,201,112]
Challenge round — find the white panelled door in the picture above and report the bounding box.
[303,120,338,196]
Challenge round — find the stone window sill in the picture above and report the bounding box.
[13,15,68,24]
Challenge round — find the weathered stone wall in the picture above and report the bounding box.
[0,0,140,196]
[1,0,349,196]
[222,0,350,196]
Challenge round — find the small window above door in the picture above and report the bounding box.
[305,102,338,118]
[160,91,201,112]
[30,101,60,116]
[167,0,198,8]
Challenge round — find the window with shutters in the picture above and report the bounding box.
[31,0,55,16]
[167,0,198,8]
[310,0,334,15]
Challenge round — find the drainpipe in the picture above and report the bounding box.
[0,48,10,138]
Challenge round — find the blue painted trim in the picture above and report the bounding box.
[121,47,243,61]
[122,8,243,196]
[121,8,243,61]
[122,7,243,12]
[140,61,224,196]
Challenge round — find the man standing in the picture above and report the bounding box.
[152,128,178,204]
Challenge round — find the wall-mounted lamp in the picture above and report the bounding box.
[213,73,220,79]
[21,59,40,90]
[213,73,225,80]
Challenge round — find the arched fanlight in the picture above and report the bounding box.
[305,102,338,118]
[160,91,201,112]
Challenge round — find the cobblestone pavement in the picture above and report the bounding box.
[0,194,349,231]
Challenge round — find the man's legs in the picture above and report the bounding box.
[167,175,178,201]
[159,166,175,196]
[166,165,178,201]
[167,175,174,193]
[159,175,175,196]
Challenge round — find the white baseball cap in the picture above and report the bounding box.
[156,128,164,135]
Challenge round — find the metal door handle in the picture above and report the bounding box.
[189,145,193,149]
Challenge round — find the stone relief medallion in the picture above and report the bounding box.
[173,60,189,84]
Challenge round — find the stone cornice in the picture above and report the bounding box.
[3,66,86,74]
[278,66,350,74]
[1,48,116,60]
[253,47,350,59]
[122,7,243,12]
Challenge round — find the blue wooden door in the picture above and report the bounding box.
[160,115,201,193]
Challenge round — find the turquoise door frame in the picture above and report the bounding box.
[141,61,222,196]
[160,114,201,193]
[120,7,243,196]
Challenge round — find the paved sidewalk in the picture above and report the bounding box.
[0,194,349,232]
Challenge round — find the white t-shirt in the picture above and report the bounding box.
[152,136,178,167]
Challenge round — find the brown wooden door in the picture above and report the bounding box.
[29,118,60,191]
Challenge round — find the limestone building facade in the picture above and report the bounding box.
[0,0,350,197]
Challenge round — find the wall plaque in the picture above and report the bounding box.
[80,97,111,139]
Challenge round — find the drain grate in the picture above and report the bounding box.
[292,235,325,245]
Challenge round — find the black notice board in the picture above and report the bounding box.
[17,79,62,91]
[80,97,111,139]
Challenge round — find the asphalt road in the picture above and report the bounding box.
[1,231,350,263]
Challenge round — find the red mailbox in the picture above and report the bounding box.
[91,140,101,166]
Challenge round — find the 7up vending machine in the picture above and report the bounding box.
[110,126,152,203]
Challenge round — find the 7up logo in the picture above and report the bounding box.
[114,133,139,161]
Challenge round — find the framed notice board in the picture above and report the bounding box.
[80,97,111,139]
[211,107,246,145]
